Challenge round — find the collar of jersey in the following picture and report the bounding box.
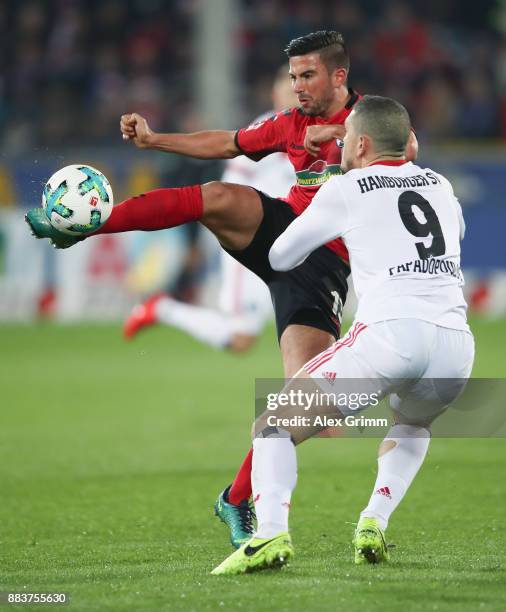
[320,88,360,125]
[369,160,409,167]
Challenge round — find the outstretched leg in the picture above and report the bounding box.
[27,181,264,252]
[97,181,264,250]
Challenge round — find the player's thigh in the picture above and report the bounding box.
[391,326,475,424]
[280,324,334,378]
[222,191,349,347]
[271,243,349,350]
[201,181,263,250]
[304,321,422,416]
[253,322,400,444]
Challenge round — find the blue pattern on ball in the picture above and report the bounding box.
[44,181,72,219]
[77,166,110,202]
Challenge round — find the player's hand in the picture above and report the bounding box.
[120,113,154,148]
[304,124,346,156]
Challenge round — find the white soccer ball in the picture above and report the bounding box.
[42,164,113,235]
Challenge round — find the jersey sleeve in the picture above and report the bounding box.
[455,197,465,241]
[235,109,292,161]
[269,176,349,271]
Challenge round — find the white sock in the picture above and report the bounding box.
[360,424,431,531]
[154,297,233,348]
[252,432,297,539]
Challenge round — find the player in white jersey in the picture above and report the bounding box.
[212,95,474,575]
[123,72,296,352]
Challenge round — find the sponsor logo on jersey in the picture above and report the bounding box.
[295,160,343,186]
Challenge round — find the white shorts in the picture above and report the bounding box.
[305,319,475,419]
[218,251,273,336]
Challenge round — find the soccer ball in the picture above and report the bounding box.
[42,164,113,235]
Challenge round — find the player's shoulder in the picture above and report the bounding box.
[407,164,454,192]
[245,107,300,130]
[420,166,451,187]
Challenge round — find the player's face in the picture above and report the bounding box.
[341,113,362,172]
[289,54,337,117]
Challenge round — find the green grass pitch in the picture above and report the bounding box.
[1,317,505,611]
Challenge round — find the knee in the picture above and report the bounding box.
[251,417,292,441]
[201,181,233,214]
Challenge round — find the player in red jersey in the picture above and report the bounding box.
[26,31,417,547]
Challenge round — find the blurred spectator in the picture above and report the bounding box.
[240,0,503,142]
[0,0,503,152]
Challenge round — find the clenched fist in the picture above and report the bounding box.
[120,113,154,148]
[304,124,346,156]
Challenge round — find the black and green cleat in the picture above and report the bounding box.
[214,486,255,549]
[25,207,84,249]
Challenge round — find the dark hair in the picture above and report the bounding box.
[352,95,411,155]
[284,30,349,73]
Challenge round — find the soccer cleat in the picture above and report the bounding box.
[211,532,293,575]
[123,294,165,340]
[25,207,84,249]
[353,517,389,565]
[214,486,255,549]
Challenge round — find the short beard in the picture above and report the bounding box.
[300,105,323,117]
[299,91,335,118]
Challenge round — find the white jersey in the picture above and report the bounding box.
[221,152,294,196]
[269,161,469,332]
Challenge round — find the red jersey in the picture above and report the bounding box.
[235,89,361,261]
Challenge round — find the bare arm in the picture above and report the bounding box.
[120,113,240,160]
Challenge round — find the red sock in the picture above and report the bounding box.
[228,448,253,505]
[95,186,203,234]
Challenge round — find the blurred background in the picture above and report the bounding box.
[2,4,506,605]
[0,0,505,321]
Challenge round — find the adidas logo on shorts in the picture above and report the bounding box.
[322,371,337,385]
